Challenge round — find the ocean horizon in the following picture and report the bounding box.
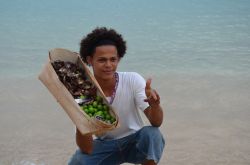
[1,0,250,78]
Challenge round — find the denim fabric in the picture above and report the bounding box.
[68,126,165,165]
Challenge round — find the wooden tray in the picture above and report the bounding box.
[38,48,119,135]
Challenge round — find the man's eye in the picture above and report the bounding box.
[111,58,117,62]
[98,59,106,62]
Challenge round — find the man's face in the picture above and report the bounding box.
[88,45,120,81]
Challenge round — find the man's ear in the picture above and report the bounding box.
[86,56,92,66]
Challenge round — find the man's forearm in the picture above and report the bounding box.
[144,105,163,127]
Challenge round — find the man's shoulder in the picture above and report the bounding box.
[117,71,143,79]
[117,72,145,87]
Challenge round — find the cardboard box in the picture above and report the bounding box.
[38,48,119,135]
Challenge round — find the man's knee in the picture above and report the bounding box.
[136,126,165,163]
[139,126,165,143]
[68,149,86,165]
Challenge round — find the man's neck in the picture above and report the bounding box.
[95,75,116,96]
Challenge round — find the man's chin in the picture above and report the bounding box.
[102,73,114,80]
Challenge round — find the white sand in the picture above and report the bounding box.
[0,74,250,164]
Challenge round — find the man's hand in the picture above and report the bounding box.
[76,129,93,154]
[144,78,160,107]
[144,78,163,127]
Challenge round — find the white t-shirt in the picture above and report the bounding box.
[98,72,149,140]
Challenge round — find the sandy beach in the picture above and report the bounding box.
[0,73,249,165]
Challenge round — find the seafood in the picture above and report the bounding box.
[51,60,116,124]
[52,60,95,98]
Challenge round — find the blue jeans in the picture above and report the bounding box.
[68,126,165,165]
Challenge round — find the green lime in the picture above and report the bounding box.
[103,111,108,115]
[103,105,109,111]
[80,95,86,99]
[92,101,98,107]
[110,117,116,123]
[97,104,103,111]
[88,107,94,114]
[95,111,105,119]
[93,108,98,113]
[105,114,111,120]
[100,114,105,118]
[83,108,89,113]
[95,111,103,116]
[96,96,102,102]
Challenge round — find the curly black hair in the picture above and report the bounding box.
[80,27,127,63]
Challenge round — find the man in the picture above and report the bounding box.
[68,27,165,165]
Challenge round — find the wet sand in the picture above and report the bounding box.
[0,73,250,164]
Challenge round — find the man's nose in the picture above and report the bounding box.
[105,60,112,67]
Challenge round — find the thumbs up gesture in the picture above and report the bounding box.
[144,78,160,107]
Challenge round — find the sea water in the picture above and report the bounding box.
[0,0,250,78]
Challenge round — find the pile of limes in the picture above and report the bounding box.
[80,96,116,124]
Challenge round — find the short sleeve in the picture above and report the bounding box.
[132,72,149,111]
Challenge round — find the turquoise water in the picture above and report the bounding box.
[0,0,250,77]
